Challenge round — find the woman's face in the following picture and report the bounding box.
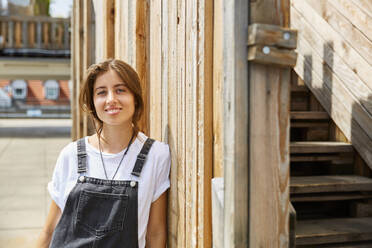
[93,69,135,128]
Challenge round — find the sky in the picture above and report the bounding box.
[1,0,73,18]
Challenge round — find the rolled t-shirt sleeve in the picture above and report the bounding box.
[47,144,71,211]
[152,144,171,202]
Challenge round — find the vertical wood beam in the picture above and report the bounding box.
[249,0,291,247]
[93,0,115,62]
[136,0,150,135]
[149,0,162,140]
[197,0,213,246]
[166,0,179,246]
[223,0,249,247]
[213,0,224,177]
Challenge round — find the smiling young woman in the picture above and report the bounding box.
[36,59,170,248]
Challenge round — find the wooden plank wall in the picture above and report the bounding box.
[73,1,213,247]
[291,0,372,168]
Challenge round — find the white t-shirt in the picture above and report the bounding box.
[48,132,171,248]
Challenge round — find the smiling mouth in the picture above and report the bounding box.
[105,107,122,114]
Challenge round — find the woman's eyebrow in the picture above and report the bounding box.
[114,83,127,87]
[94,86,106,91]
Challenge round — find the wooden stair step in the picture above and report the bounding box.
[291,192,372,202]
[296,217,372,245]
[291,142,353,154]
[290,175,372,194]
[290,154,353,163]
[291,111,329,120]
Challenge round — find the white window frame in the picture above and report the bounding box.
[44,80,60,100]
[11,79,27,100]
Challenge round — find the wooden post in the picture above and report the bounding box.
[136,0,149,135]
[249,0,291,247]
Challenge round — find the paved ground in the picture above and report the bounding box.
[0,119,71,248]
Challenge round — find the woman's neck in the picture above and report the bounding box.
[91,123,135,154]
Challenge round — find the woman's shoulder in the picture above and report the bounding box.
[136,132,170,158]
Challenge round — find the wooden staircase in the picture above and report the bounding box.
[290,77,372,247]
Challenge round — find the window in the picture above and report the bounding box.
[11,80,27,99]
[44,80,59,100]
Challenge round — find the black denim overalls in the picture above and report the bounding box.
[49,137,155,248]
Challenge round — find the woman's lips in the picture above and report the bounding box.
[105,107,122,114]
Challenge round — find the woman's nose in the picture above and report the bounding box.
[106,90,117,103]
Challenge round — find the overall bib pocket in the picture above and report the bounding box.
[76,189,129,236]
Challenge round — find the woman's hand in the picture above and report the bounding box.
[35,200,61,248]
[146,191,168,248]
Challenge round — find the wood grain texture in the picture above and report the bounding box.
[136,0,149,135]
[290,175,372,193]
[291,4,372,113]
[149,0,162,140]
[223,1,249,247]
[300,0,372,67]
[248,23,297,49]
[212,0,224,178]
[249,0,291,247]
[328,0,372,42]
[247,45,297,67]
[296,217,372,245]
[198,0,213,246]
[291,0,372,93]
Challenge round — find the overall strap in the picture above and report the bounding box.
[131,138,155,177]
[77,138,87,173]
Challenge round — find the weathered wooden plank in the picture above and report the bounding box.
[197,0,213,246]
[136,0,149,135]
[291,192,372,202]
[212,0,224,178]
[328,0,372,42]
[291,6,372,116]
[161,0,168,142]
[223,0,249,247]
[248,23,297,49]
[296,217,372,245]
[166,0,179,246]
[176,0,186,246]
[149,0,162,140]
[248,45,297,67]
[290,141,353,154]
[92,0,114,61]
[291,0,372,92]
[297,0,372,68]
[291,175,372,193]
[351,0,372,18]
[291,111,329,120]
[249,0,291,247]
[185,0,198,246]
[290,154,354,163]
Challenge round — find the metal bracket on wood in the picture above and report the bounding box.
[247,23,298,67]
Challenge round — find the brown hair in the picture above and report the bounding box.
[79,59,143,138]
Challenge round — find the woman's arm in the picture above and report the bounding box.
[146,191,168,248]
[35,200,61,248]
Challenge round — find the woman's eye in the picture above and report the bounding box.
[97,91,106,95]
[117,88,126,93]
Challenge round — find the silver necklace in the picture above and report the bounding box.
[98,133,135,180]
